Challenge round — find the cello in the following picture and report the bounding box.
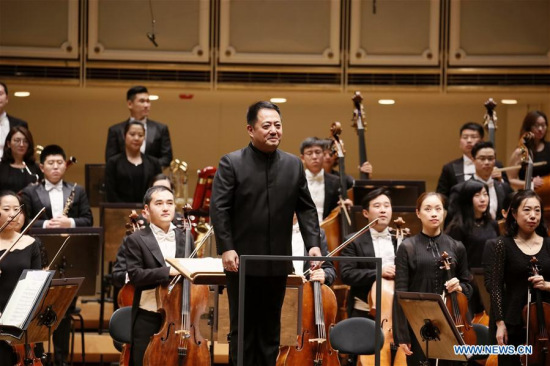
[143,208,210,366]
[351,91,369,180]
[521,257,550,366]
[440,251,477,346]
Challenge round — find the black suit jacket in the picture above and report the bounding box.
[210,143,320,276]
[300,229,336,286]
[105,152,161,202]
[6,114,28,129]
[20,181,93,227]
[340,231,397,316]
[105,119,173,167]
[323,172,340,219]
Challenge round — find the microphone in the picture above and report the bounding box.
[146,32,158,47]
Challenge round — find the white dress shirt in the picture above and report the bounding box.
[463,155,475,181]
[291,222,305,275]
[0,112,9,159]
[305,169,325,223]
[139,222,177,312]
[43,179,75,228]
[474,174,497,219]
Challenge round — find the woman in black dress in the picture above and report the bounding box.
[486,189,550,366]
[105,121,161,203]
[394,192,472,366]
[0,191,43,365]
[0,127,42,192]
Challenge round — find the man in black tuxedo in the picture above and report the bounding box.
[125,185,190,366]
[105,86,173,168]
[210,101,321,366]
[20,144,93,228]
[340,187,397,319]
[0,82,28,159]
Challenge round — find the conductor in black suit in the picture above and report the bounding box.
[125,186,191,366]
[0,82,28,159]
[105,86,173,168]
[20,144,93,228]
[210,101,322,366]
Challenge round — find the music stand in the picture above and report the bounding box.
[397,291,469,363]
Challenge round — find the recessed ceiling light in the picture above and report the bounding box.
[378,99,395,105]
[149,95,159,101]
[270,98,287,104]
[14,91,30,97]
[501,99,517,105]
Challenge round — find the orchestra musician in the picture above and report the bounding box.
[0,82,28,160]
[0,191,43,366]
[340,187,396,319]
[105,86,173,169]
[393,192,472,366]
[124,185,191,366]
[0,126,42,192]
[485,190,550,366]
[322,139,373,188]
[20,144,93,228]
[210,101,321,366]
[105,121,162,203]
[508,111,550,190]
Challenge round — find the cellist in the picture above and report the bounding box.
[125,186,192,366]
[485,190,550,366]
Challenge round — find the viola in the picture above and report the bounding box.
[351,91,369,180]
[440,251,477,346]
[143,207,210,366]
[521,257,550,366]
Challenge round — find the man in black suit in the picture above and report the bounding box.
[20,144,93,228]
[125,185,190,366]
[210,101,321,366]
[105,86,173,168]
[0,81,28,159]
[340,187,397,319]
[436,122,485,198]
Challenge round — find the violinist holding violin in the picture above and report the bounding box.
[393,192,472,366]
[485,190,550,366]
[125,186,191,366]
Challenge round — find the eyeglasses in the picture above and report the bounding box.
[11,138,29,146]
[475,156,496,162]
[532,123,547,130]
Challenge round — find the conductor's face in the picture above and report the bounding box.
[145,189,175,230]
[247,108,282,153]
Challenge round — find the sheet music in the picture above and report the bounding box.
[170,257,224,275]
[0,270,50,328]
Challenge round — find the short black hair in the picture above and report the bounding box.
[0,82,7,95]
[361,187,391,210]
[124,120,145,135]
[143,185,173,206]
[40,144,66,164]
[150,173,173,189]
[246,101,281,126]
[299,137,324,155]
[471,141,495,159]
[127,86,148,101]
[460,122,484,139]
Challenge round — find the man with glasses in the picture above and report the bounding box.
[0,81,28,159]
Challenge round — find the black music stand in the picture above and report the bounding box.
[397,292,469,364]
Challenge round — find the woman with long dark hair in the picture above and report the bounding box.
[0,126,42,192]
[486,190,550,366]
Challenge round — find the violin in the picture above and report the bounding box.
[143,207,210,366]
[521,257,550,366]
[351,91,369,180]
[362,217,408,366]
[440,251,477,346]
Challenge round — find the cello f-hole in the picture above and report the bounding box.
[161,322,175,342]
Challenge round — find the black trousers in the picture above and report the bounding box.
[226,273,287,366]
[130,309,162,366]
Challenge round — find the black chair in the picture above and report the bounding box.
[109,306,133,349]
[68,307,85,366]
[329,317,384,356]
[471,323,490,360]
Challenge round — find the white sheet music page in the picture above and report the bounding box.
[170,257,224,275]
[0,270,50,328]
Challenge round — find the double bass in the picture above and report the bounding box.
[351,91,369,180]
[143,208,210,366]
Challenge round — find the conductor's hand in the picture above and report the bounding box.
[399,343,412,356]
[382,264,395,279]
[222,250,239,272]
[308,246,322,270]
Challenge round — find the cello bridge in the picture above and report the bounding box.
[175,330,191,339]
[308,338,326,344]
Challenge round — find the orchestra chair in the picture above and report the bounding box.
[471,323,491,361]
[109,306,132,351]
[69,306,85,366]
[329,317,384,356]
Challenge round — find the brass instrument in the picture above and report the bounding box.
[169,159,189,210]
[193,217,212,258]
[63,183,77,216]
